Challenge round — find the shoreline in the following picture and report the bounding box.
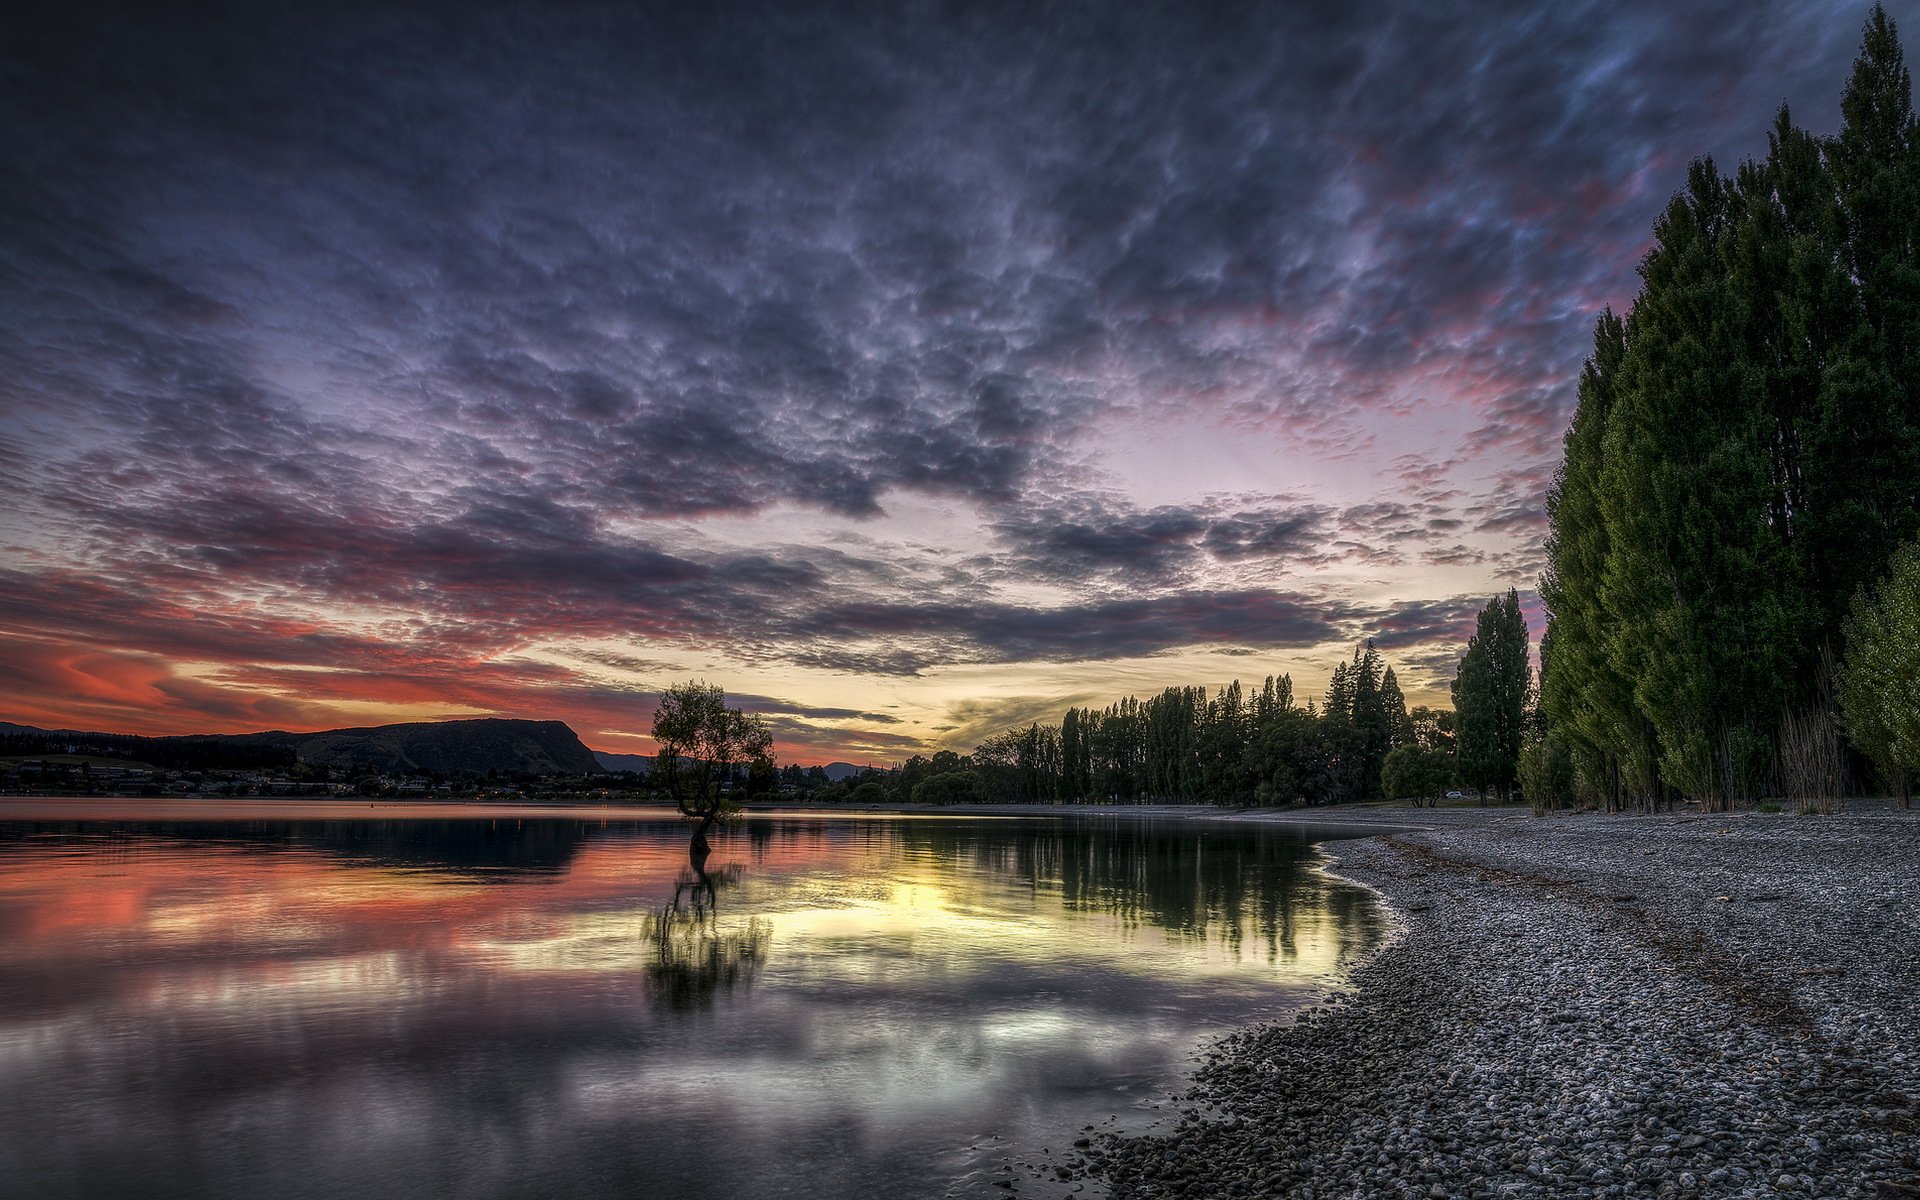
[1066,803,1920,1200]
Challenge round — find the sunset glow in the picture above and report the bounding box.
[0,2,1881,760]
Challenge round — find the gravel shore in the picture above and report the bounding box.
[1074,803,1920,1200]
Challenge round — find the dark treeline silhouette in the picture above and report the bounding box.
[0,729,297,772]
[882,641,1449,807]
[1540,7,1920,813]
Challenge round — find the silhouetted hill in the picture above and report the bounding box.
[233,719,601,776]
[822,762,866,781]
[2,718,601,777]
[0,721,90,737]
[592,750,655,774]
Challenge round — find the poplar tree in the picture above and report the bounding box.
[1380,666,1416,751]
[1452,591,1531,802]
[1060,708,1092,800]
[1540,7,1920,809]
[1820,7,1920,623]
[1542,311,1663,807]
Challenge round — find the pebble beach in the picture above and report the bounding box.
[1076,803,1920,1200]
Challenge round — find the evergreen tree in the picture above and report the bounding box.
[1060,708,1091,800]
[964,652,1431,810]
[1319,661,1364,802]
[1197,681,1254,803]
[1541,8,1920,810]
[1452,591,1531,802]
[1542,311,1662,808]
[1816,6,1920,633]
[1248,674,1304,804]
[1602,150,1812,807]
[1380,666,1416,750]
[1348,641,1390,798]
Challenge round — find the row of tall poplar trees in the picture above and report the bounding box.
[965,643,1427,805]
[1540,8,1920,811]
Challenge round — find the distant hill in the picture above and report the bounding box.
[0,721,92,738]
[822,762,867,781]
[235,719,602,776]
[592,750,655,774]
[2,718,601,777]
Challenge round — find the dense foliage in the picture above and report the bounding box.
[1838,542,1920,803]
[1541,7,1920,811]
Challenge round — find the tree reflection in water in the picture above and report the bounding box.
[643,859,772,1012]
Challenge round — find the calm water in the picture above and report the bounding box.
[0,801,1385,1199]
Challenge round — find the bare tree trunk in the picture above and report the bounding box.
[690,813,717,863]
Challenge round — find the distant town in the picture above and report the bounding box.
[0,757,881,803]
[0,719,880,803]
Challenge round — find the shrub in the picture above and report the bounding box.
[1381,744,1452,806]
[1839,540,1920,808]
[1517,734,1575,816]
[911,770,978,806]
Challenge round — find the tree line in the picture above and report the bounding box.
[894,640,1486,807]
[648,606,1547,810]
[1539,7,1920,812]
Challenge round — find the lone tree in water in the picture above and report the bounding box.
[652,681,775,859]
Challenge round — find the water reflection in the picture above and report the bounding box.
[896,818,1382,964]
[0,814,598,877]
[646,863,772,1011]
[0,804,1384,1199]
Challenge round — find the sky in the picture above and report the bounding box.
[0,0,1905,763]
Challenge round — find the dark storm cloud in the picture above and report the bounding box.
[986,495,1336,586]
[0,0,1887,730]
[731,696,905,726]
[979,489,1476,589]
[782,589,1362,675]
[0,545,1357,702]
[1367,595,1494,651]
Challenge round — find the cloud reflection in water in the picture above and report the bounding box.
[0,806,1383,1199]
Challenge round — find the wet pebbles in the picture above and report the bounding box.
[1071,804,1920,1199]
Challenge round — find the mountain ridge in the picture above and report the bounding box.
[1,717,601,777]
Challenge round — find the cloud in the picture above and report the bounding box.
[0,0,1881,751]
[1365,595,1494,652]
[783,589,1362,675]
[985,493,1336,587]
[934,694,1105,752]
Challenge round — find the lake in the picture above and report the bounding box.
[0,801,1387,1199]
